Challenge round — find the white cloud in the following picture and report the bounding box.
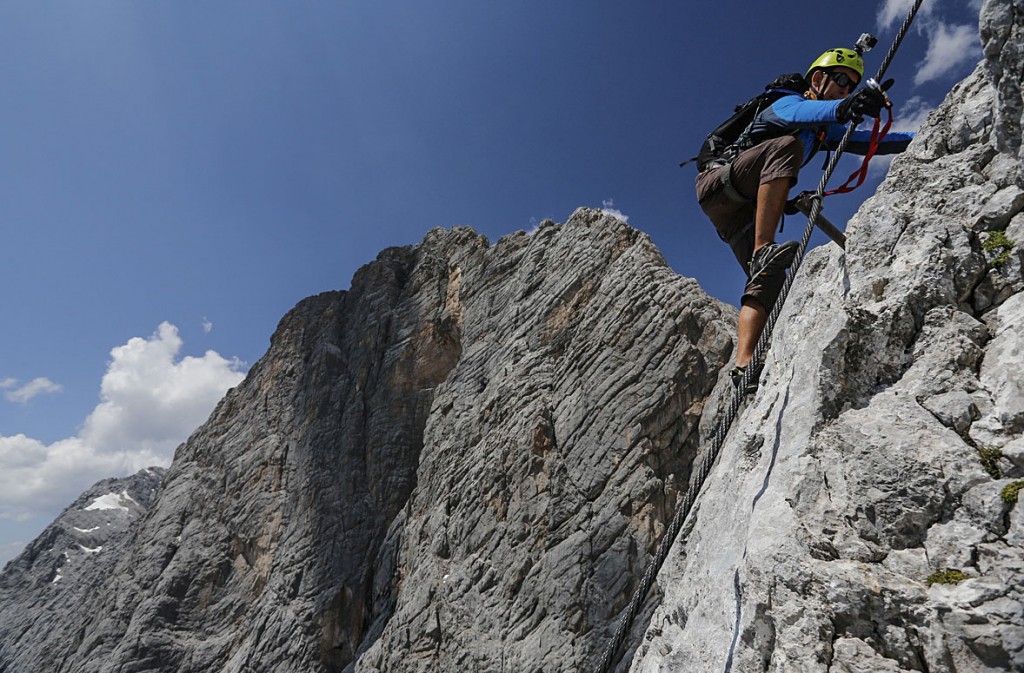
[0,539,28,566]
[867,153,896,179]
[527,216,558,236]
[893,95,934,132]
[876,2,980,86]
[866,97,933,179]
[3,377,64,404]
[877,0,934,31]
[600,199,630,224]
[915,22,980,85]
[0,323,246,522]
[202,318,213,334]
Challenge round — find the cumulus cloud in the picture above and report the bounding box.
[0,539,28,563]
[0,323,246,522]
[3,377,64,404]
[877,0,934,31]
[600,199,630,223]
[914,22,979,85]
[893,95,934,133]
[877,1,980,87]
[865,96,933,179]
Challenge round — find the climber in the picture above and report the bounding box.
[695,48,915,392]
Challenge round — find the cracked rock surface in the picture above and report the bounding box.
[631,1,1024,671]
[0,212,734,673]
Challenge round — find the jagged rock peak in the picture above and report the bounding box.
[0,467,165,586]
[1,208,737,673]
[0,467,166,670]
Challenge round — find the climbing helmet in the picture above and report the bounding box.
[806,48,864,80]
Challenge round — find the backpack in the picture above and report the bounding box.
[690,73,809,172]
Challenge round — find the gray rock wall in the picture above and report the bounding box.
[630,1,1024,671]
[353,211,734,672]
[3,227,489,672]
[0,213,735,673]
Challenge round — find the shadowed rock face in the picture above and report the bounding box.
[0,213,735,673]
[632,1,1024,671]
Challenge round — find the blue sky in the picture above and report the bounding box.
[0,0,984,564]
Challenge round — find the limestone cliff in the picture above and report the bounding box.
[632,1,1024,671]
[0,214,735,672]
[1,1,1022,672]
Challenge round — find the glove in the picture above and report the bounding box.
[836,82,890,122]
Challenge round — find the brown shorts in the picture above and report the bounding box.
[695,135,804,309]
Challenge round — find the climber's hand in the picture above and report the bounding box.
[836,81,891,123]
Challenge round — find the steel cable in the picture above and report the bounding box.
[596,2,925,670]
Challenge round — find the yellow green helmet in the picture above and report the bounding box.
[806,48,864,79]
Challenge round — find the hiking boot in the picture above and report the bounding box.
[749,241,799,281]
[729,362,764,395]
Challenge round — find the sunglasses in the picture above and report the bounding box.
[828,71,860,89]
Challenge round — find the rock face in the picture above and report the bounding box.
[0,213,734,673]
[631,1,1024,671]
[2,2,1022,672]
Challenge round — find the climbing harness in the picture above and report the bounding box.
[596,3,925,671]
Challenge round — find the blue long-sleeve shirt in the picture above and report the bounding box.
[748,92,915,165]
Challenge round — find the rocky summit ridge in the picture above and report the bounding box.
[0,212,737,673]
[2,1,1023,672]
